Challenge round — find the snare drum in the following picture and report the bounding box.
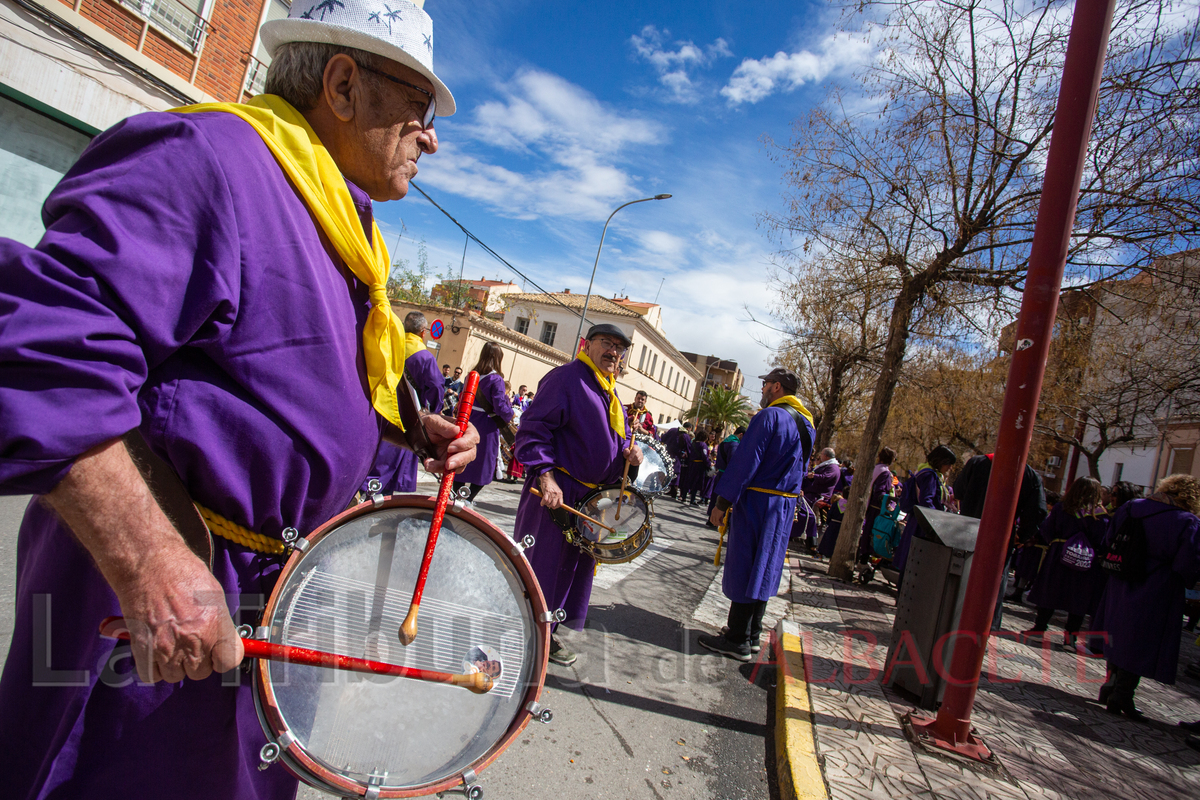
[631,434,674,496]
[568,484,653,564]
[253,496,551,798]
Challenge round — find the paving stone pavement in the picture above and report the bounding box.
[784,549,1200,800]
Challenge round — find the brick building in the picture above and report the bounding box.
[1,0,277,244]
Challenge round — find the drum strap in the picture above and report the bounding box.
[196,504,288,555]
[747,486,800,498]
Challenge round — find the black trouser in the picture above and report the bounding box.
[1102,664,1141,706]
[453,481,484,502]
[1032,606,1084,635]
[725,600,768,646]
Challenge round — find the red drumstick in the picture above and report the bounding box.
[98,616,493,693]
[399,370,480,646]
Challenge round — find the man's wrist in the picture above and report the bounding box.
[715,496,732,513]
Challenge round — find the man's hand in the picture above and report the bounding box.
[46,438,244,683]
[419,414,480,474]
[537,471,564,509]
[709,507,727,528]
[622,442,644,467]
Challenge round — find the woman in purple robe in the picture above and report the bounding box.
[856,447,897,562]
[892,445,957,574]
[453,343,514,502]
[1023,477,1109,650]
[1094,474,1200,719]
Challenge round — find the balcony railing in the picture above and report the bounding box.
[117,0,209,53]
[245,55,269,96]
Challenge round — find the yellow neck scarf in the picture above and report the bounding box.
[404,332,426,360]
[174,95,406,429]
[768,395,815,427]
[577,351,626,439]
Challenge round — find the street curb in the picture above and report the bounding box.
[774,618,829,800]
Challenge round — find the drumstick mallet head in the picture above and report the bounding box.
[400,370,480,646]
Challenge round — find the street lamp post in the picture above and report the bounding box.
[573,194,672,349]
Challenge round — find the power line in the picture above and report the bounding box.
[408,181,583,321]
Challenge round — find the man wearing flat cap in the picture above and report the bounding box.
[702,368,814,661]
[514,323,644,666]
[0,1,479,797]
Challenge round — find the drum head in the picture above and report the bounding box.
[255,498,548,797]
[632,434,673,495]
[575,485,653,564]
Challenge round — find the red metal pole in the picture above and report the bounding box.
[915,0,1117,755]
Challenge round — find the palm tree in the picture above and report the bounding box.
[689,385,751,439]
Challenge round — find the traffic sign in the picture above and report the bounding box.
[430,319,444,339]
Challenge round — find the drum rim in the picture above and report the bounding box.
[573,483,654,565]
[254,494,550,798]
[632,434,674,495]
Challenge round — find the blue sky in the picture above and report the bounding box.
[376,0,875,393]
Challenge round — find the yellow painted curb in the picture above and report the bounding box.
[775,619,828,800]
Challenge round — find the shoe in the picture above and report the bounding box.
[698,633,752,662]
[1098,685,1113,705]
[1178,719,1200,732]
[1021,629,1047,643]
[1106,698,1146,721]
[1186,663,1200,680]
[720,626,761,653]
[548,636,577,667]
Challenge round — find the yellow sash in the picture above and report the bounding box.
[576,351,626,439]
[748,487,799,498]
[174,95,406,429]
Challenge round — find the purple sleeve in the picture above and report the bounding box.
[915,470,942,509]
[513,367,569,477]
[485,373,514,423]
[1172,515,1200,582]
[0,115,240,493]
[408,350,445,414]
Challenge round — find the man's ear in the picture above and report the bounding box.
[323,54,360,122]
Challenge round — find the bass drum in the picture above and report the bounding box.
[631,434,674,496]
[568,483,654,564]
[253,496,550,798]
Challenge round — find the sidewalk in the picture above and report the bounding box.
[773,548,1200,800]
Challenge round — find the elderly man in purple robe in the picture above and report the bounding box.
[0,3,483,799]
[794,447,840,551]
[703,368,814,661]
[513,323,644,667]
[360,311,448,497]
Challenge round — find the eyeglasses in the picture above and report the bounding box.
[359,65,436,129]
[593,338,629,355]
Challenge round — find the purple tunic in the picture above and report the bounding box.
[715,407,812,603]
[1026,504,1109,617]
[455,371,513,486]
[1094,498,1200,683]
[681,440,710,495]
[361,347,445,495]
[802,461,841,504]
[0,111,390,799]
[892,468,946,573]
[512,359,630,629]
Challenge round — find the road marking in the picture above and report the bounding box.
[692,565,790,631]
[591,538,673,590]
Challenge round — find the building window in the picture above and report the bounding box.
[667,366,673,387]
[1171,447,1194,475]
[515,317,530,336]
[246,0,290,93]
[119,0,212,54]
[650,353,657,376]
[673,374,680,393]
[659,362,666,382]
[658,414,663,423]
[540,321,557,347]
[638,345,647,371]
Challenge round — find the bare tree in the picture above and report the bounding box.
[765,0,1200,580]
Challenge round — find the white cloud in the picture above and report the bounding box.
[631,25,733,104]
[420,70,665,220]
[721,31,873,105]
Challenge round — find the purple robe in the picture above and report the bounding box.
[1026,504,1109,617]
[1094,498,1200,683]
[512,359,630,629]
[802,460,841,505]
[0,111,392,800]
[714,407,812,603]
[681,439,710,496]
[892,468,947,573]
[455,371,513,486]
[360,347,445,494]
[859,463,894,558]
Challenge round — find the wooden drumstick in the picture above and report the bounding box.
[399,370,480,647]
[99,616,494,693]
[615,457,632,521]
[528,487,617,534]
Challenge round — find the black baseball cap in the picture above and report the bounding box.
[758,367,799,394]
[585,323,632,347]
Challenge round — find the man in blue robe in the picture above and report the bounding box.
[514,323,643,666]
[702,369,813,660]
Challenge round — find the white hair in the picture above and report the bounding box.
[264,42,388,111]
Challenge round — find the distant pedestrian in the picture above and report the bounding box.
[1094,474,1200,720]
[796,448,840,552]
[707,426,745,524]
[681,427,711,505]
[891,445,958,575]
[851,447,897,562]
[452,342,514,504]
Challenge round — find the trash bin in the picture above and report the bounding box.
[883,507,980,709]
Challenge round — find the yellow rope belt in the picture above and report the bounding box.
[195,504,287,555]
[554,466,600,489]
[747,486,799,498]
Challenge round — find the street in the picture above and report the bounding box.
[0,482,785,800]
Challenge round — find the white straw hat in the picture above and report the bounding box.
[260,0,455,116]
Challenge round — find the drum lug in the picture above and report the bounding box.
[537,609,566,624]
[512,534,536,556]
[526,701,554,724]
[257,742,280,771]
[371,493,386,507]
[366,478,382,494]
[281,527,309,553]
[364,769,387,800]
[437,769,482,799]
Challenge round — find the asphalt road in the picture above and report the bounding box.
[0,484,779,800]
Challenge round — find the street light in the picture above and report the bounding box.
[573,194,672,348]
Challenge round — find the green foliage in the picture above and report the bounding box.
[689,385,752,439]
[386,240,431,303]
